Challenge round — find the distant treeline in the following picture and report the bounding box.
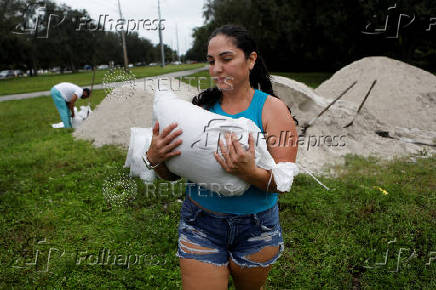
[0,0,178,75]
[185,0,436,72]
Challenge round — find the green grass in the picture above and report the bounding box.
[0,91,185,288]
[0,76,434,288]
[0,64,205,96]
[272,72,332,88]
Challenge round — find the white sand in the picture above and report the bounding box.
[316,56,436,131]
[73,79,200,148]
[74,57,435,176]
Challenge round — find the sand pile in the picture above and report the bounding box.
[73,87,153,148]
[73,80,200,148]
[74,57,435,176]
[271,57,436,174]
[316,56,436,132]
[271,76,430,174]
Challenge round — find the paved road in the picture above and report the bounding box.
[0,66,208,102]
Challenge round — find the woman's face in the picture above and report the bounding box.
[207,34,256,91]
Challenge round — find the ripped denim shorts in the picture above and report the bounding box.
[176,196,284,268]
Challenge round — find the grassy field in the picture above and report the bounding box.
[0,64,205,96]
[272,72,332,88]
[0,76,434,288]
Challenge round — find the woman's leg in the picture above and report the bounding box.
[228,245,280,290]
[228,203,284,289]
[177,198,231,289]
[180,257,229,290]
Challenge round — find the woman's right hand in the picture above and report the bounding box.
[146,121,183,164]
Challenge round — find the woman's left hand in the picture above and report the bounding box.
[214,132,257,179]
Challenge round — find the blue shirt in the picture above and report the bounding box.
[186,89,278,214]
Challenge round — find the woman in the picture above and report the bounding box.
[145,25,298,289]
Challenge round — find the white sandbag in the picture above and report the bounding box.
[124,128,155,182]
[76,105,92,119]
[152,89,299,196]
[72,106,92,128]
[52,106,92,129]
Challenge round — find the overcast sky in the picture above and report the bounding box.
[55,0,205,55]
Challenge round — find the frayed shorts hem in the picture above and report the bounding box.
[176,197,284,268]
[175,252,230,267]
[175,242,284,268]
[229,242,284,268]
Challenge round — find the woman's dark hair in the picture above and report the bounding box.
[192,24,298,126]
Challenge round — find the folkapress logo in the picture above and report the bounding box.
[362,3,436,38]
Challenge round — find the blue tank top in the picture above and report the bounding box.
[186,89,278,214]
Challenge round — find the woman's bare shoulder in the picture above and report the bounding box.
[262,95,293,131]
[264,95,289,112]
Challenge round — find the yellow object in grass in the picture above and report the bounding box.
[373,186,389,195]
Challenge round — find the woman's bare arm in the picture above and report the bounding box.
[247,95,298,193]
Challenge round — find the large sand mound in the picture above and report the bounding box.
[316,56,436,131]
[272,73,435,175]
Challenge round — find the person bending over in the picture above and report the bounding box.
[50,82,90,128]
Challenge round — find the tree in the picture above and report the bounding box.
[1,0,173,74]
[187,0,436,71]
